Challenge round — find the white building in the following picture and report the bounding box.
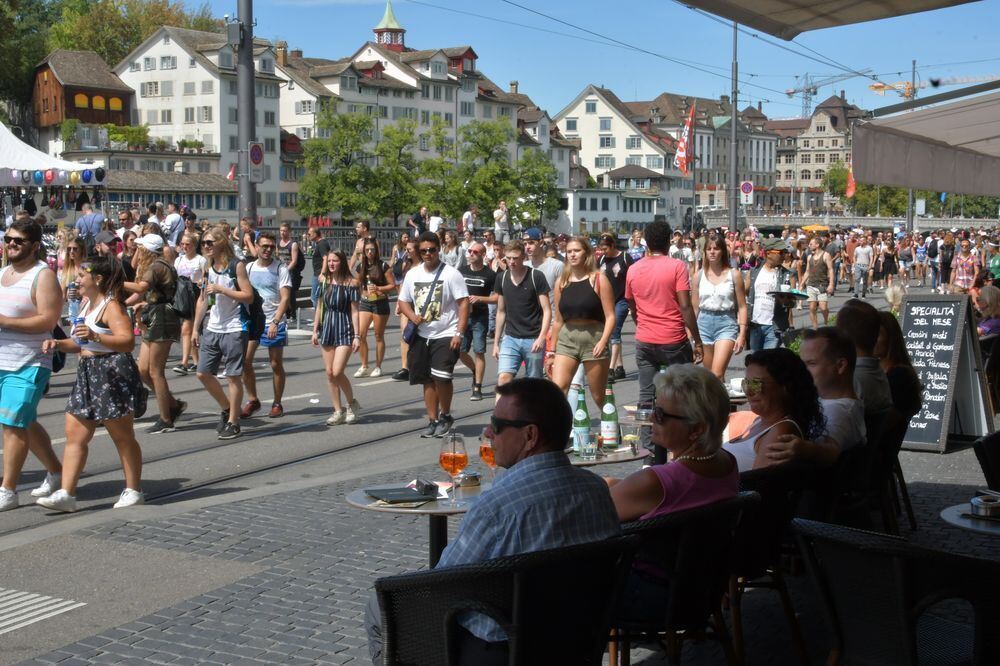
[555,165,672,233]
[114,26,283,224]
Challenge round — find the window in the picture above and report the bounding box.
[163,34,171,44]
[585,100,597,113]
[109,158,134,170]
[377,105,388,118]
[198,106,212,122]
[444,87,453,102]
[130,62,140,72]
[280,192,298,208]
[801,169,811,180]
[228,135,239,151]
[815,169,825,181]
[184,107,195,123]
[340,75,356,91]
[139,82,159,97]
[432,85,442,100]
[579,198,587,211]
[421,110,431,125]
[595,155,615,169]
[160,110,172,124]
[626,155,642,166]
[482,105,492,119]
[263,111,275,126]
[259,58,273,73]
[432,61,445,74]
[831,138,839,147]
[92,95,106,110]
[183,81,195,95]
[140,159,164,171]
[201,80,214,94]
[296,127,312,139]
[295,100,314,114]
[419,134,429,151]
[565,118,577,132]
[143,57,155,71]
[160,56,176,70]
[802,139,810,147]
[815,153,826,163]
[800,154,811,164]
[189,57,196,68]
[109,97,122,111]
[646,155,663,170]
[264,191,277,208]
[590,198,598,210]
[145,110,157,124]
[219,52,233,69]
[198,161,210,173]
[817,139,825,147]
[784,169,793,180]
[421,83,430,98]
[460,101,474,117]
[161,81,173,97]
[599,117,612,131]
[601,198,609,211]
[228,80,237,95]
[444,112,454,126]
[816,124,826,133]
[228,107,238,124]
[498,106,510,117]
[784,155,794,164]
[599,136,615,148]
[264,138,276,152]
[626,135,642,149]
[461,77,475,92]
[202,134,213,150]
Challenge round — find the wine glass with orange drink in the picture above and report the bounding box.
[439,430,468,506]
[479,427,496,481]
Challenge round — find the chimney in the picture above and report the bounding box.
[840,89,845,100]
[720,94,730,105]
[291,49,303,59]
[757,101,762,112]
[276,40,288,67]
[509,80,518,94]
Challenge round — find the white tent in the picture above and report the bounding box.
[0,122,94,173]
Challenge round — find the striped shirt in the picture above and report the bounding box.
[437,451,620,642]
[0,262,52,371]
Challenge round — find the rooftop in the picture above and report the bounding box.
[37,50,133,92]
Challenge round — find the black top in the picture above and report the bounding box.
[409,212,426,234]
[354,260,390,288]
[559,277,605,323]
[460,265,496,317]
[597,252,630,302]
[886,365,922,421]
[311,237,331,272]
[494,268,550,338]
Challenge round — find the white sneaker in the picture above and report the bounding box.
[0,487,18,512]
[113,488,144,509]
[345,399,360,424]
[326,411,346,426]
[353,366,370,378]
[36,489,76,513]
[30,472,61,498]
[369,367,382,378]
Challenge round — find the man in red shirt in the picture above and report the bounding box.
[625,221,703,464]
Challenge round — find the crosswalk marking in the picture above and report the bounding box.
[0,588,85,635]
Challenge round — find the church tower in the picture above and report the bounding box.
[373,0,406,52]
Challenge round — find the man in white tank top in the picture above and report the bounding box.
[0,219,65,511]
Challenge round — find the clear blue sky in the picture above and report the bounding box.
[206,0,1000,119]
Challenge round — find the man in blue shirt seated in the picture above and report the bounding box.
[365,377,621,665]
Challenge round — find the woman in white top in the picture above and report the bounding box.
[723,348,826,471]
[690,234,748,380]
[172,230,208,375]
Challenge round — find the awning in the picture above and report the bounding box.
[0,122,94,172]
[678,0,980,40]
[852,91,1000,196]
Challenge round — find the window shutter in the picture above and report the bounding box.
[140,82,147,97]
[161,81,173,97]
[295,101,302,114]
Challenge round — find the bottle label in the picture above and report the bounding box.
[572,426,589,452]
[574,409,588,423]
[602,402,616,415]
[600,421,618,448]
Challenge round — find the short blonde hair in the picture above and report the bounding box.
[653,364,729,454]
[979,285,1000,318]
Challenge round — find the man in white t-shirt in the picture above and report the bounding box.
[461,206,477,235]
[162,202,184,248]
[493,200,510,243]
[398,231,470,438]
[241,231,292,420]
[427,210,444,234]
[761,327,865,467]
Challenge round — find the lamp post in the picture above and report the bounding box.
[229,0,258,224]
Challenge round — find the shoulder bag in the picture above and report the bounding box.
[403,263,445,344]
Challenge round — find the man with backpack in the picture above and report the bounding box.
[241,232,292,419]
[926,231,941,292]
[74,203,104,256]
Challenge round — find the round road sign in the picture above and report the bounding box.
[249,143,264,166]
[740,181,753,195]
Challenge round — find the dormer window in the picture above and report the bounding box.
[464,57,474,72]
[219,51,233,69]
[432,61,445,74]
[260,58,274,73]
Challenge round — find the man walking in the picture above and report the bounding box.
[597,233,632,380]
[162,202,184,250]
[805,236,835,328]
[408,206,428,236]
[74,203,104,255]
[308,226,332,308]
[853,235,874,298]
[398,232,469,437]
[493,200,509,244]
[241,232,292,419]
[460,206,477,235]
[493,240,550,387]
[746,238,795,351]
[459,242,497,401]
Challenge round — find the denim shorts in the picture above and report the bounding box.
[610,298,629,345]
[498,335,544,377]
[461,312,489,355]
[0,366,51,429]
[697,310,739,345]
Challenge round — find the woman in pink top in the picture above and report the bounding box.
[608,364,738,522]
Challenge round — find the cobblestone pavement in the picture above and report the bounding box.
[14,439,994,666]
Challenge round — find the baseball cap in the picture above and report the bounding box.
[522,227,542,240]
[137,234,164,253]
[556,233,569,242]
[762,238,786,252]
[95,230,118,245]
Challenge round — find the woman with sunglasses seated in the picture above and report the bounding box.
[608,364,737,523]
[723,348,825,471]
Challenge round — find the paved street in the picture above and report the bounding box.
[0,278,995,665]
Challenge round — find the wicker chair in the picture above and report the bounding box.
[375,534,639,666]
[610,491,760,666]
[794,518,1000,666]
[973,431,1000,491]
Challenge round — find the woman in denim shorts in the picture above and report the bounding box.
[691,235,747,380]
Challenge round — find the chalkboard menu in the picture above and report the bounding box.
[900,294,993,452]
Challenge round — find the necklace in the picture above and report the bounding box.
[673,450,718,463]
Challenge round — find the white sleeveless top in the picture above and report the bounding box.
[0,262,52,371]
[723,417,801,472]
[698,269,736,313]
[81,297,116,354]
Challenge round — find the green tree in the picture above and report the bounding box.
[512,148,560,225]
[823,160,849,198]
[371,118,419,223]
[459,118,516,165]
[418,117,463,217]
[0,0,60,123]
[456,119,518,217]
[298,108,374,220]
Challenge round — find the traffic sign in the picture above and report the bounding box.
[248,141,265,184]
[740,180,754,205]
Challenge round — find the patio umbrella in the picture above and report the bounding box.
[802,224,830,232]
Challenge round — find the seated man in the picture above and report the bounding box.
[836,299,894,419]
[761,327,866,466]
[365,377,620,666]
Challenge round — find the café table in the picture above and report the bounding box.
[346,482,489,567]
[568,447,649,467]
[940,503,1000,537]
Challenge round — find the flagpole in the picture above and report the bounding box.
[690,103,697,232]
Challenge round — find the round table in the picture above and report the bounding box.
[346,483,489,566]
[568,448,648,467]
[940,503,1000,536]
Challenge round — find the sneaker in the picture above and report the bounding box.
[170,399,187,423]
[434,413,455,438]
[171,364,188,375]
[30,472,61,498]
[185,363,198,373]
[326,411,346,426]
[218,422,241,440]
[113,488,144,509]
[369,367,382,378]
[470,386,483,401]
[420,420,438,438]
[345,399,360,424]
[392,368,409,381]
[217,410,230,433]
[354,366,370,378]
[0,487,18,512]
[36,488,76,513]
[148,418,175,434]
[240,399,261,419]
[269,403,284,418]
[614,366,627,381]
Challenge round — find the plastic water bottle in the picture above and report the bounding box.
[67,281,81,321]
[73,316,88,346]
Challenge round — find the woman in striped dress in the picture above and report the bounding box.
[312,250,361,426]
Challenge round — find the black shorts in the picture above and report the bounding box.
[408,335,459,385]
[359,298,390,315]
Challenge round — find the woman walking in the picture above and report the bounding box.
[37,257,148,512]
[938,232,956,293]
[440,229,465,270]
[691,235,748,380]
[353,239,396,378]
[276,222,304,323]
[313,250,362,425]
[950,236,980,294]
[392,238,419,382]
[172,231,207,375]
[61,236,86,323]
[549,238,615,411]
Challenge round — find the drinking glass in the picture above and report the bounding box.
[478,428,496,481]
[439,430,468,506]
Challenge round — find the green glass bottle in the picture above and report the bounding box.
[600,381,620,450]
[572,386,590,452]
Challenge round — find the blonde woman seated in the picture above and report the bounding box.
[608,364,737,522]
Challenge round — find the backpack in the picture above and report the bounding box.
[172,275,198,320]
[927,239,939,259]
[227,260,266,339]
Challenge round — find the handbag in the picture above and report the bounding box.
[403,263,445,345]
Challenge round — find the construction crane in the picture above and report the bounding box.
[785,70,873,117]
[869,75,1000,99]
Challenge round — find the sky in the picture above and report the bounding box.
[205,0,1000,120]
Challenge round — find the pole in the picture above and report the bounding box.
[728,21,738,233]
[690,105,697,232]
[237,0,258,224]
[905,59,916,233]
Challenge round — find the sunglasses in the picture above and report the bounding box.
[4,236,30,246]
[652,405,687,425]
[201,240,215,247]
[259,244,276,251]
[419,247,438,255]
[467,249,482,255]
[490,416,533,434]
[67,245,80,252]
[741,378,767,397]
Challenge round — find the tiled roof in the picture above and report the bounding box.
[310,62,353,78]
[398,46,474,63]
[813,94,866,130]
[38,50,133,92]
[158,26,281,82]
[626,93,734,127]
[358,76,418,91]
[764,118,811,137]
[518,129,541,147]
[550,134,579,149]
[279,56,336,99]
[476,76,518,104]
[106,170,237,193]
[607,164,664,179]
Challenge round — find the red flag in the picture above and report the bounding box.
[673,104,696,175]
[845,166,856,198]
[226,164,236,181]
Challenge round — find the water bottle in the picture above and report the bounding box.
[73,316,88,346]
[67,281,81,321]
[571,386,590,454]
[600,381,620,450]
